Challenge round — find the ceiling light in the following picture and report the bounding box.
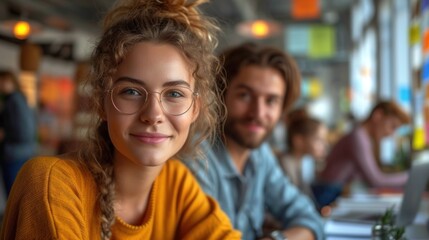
[251,20,270,38]
[236,19,282,39]
[0,20,42,40]
[14,21,31,39]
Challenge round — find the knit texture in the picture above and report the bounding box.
[1,156,241,240]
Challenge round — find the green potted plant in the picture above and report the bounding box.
[372,207,406,240]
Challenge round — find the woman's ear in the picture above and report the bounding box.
[191,97,201,123]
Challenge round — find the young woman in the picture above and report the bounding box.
[0,0,241,239]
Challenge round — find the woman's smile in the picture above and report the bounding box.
[130,132,171,144]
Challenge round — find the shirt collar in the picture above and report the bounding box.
[212,137,257,179]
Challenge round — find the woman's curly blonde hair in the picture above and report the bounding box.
[76,0,222,239]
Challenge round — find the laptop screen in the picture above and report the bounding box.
[396,155,429,227]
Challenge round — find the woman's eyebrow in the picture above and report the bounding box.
[163,80,191,88]
[114,77,145,86]
[113,77,191,88]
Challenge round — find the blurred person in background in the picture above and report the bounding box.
[0,0,241,239]
[319,100,411,190]
[278,108,328,201]
[183,42,324,240]
[0,69,37,196]
[278,108,342,211]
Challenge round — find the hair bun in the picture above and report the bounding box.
[104,0,215,43]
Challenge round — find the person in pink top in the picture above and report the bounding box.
[319,100,411,189]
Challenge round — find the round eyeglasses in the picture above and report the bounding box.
[107,83,198,116]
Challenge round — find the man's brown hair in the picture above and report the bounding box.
[217,42,301,113]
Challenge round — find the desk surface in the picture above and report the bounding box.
[324,194,429,240]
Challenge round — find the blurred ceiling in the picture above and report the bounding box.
[1,0,355,32]
[0,0,355,59]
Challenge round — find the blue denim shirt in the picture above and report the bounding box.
[183,139,324,240]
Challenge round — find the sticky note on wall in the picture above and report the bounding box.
[309,25,336,58]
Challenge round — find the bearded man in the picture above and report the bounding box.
[183,43,324,240]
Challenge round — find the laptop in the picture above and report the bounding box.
[396,157,429,227]
[326,158,429,238]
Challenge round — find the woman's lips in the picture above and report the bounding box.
[131,133,170,144]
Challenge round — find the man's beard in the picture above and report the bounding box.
[224,116,273,149]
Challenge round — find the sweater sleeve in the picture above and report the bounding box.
[174,162,241,240]
[349,131,408,188]
[0,157,92,240]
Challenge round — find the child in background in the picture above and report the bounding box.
[278,108,328,200]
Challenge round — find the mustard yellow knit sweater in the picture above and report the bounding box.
[1,156,241,240]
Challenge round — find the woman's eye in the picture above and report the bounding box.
[164,89,186,98]
[127,89,140,95]
[121,88,141,96]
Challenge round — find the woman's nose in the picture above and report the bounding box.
[139,94,164,125]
